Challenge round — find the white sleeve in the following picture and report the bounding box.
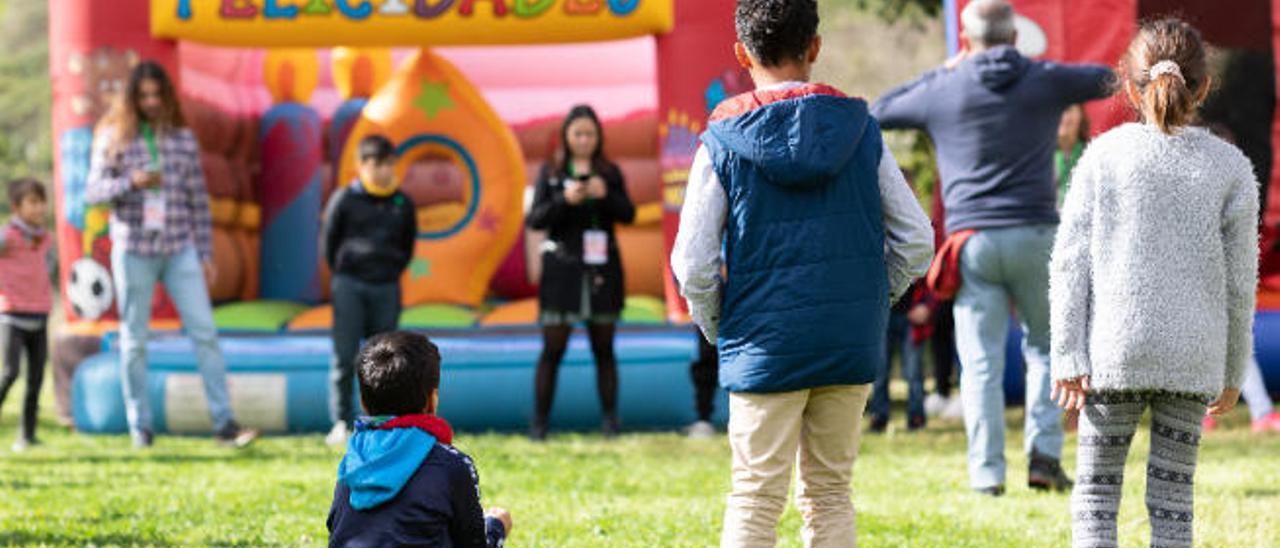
[671,145,727,344]
[878,142,935,300]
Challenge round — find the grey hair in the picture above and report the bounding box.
[961,0,1017,47]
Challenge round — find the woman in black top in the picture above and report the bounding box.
[526,105,635,440]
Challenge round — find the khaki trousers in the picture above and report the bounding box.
[721,384,872,548]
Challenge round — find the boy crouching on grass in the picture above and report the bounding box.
[327,331,512,547]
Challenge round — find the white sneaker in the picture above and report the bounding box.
[686,420,717,439]
[943,395,966,419]
[925,393,946,417]
[326,421,350,446]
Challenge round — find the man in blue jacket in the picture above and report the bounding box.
[872,0,1114,496]
[672,1,933,544]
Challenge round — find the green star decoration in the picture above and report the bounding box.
[414,81,454,120]
[410,257,432,280]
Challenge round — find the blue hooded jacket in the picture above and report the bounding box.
[327,418,503,547]
[702,84,888,393]
[872,46,1112,233]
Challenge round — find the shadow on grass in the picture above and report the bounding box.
[0,531,166,545]
[1244,488,1280,498]
[12,449,333,466]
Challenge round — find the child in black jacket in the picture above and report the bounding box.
[321,135,417,446]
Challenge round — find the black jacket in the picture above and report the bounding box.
[327,443,504,547]
[322,182,417,284]
[526,160,635,315]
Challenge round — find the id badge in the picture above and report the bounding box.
[583,229,608,265]
[143,191,166,232]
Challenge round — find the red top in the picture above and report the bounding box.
[710,83,850,122]
[0,222,52,315]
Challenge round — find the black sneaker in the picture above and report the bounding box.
[907,415,926,431]
[529,419,548,442]
[215,421,260,448]
[132,429,154,449]
[602,414,620,438]
[974,485,1006,497]
[868,415,888,433]
[1028,449,1073,492]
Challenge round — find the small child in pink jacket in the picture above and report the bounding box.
[0,178,54,452]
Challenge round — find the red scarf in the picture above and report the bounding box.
[365,414,454,445]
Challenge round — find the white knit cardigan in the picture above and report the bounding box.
[1050,123,1259,397]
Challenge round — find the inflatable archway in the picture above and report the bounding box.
[53,0,744,433]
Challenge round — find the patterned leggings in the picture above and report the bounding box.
[1072,391,1207,548]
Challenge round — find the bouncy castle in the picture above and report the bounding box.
[55,0,746,433]
[56,0,1280,434]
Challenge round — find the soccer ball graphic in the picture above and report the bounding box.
[67,258,114,320]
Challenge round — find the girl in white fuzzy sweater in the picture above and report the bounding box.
[1049,18,1258,548]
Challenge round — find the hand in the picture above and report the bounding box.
[907,304,931,326]
[1207,387,1241,416]
[586,176,608,199]
[944,47,969,70]
[563,182,588,206]
[486,508,513,534]
[203,260,218,286]
[131,170,161,190]
[1051,375,1091,411]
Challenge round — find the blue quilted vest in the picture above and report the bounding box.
[703,84,888,393]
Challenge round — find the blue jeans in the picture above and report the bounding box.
[954,225,1062,489]
[868,311,925,422]
[112,245,233,437]
[330,274,401,425]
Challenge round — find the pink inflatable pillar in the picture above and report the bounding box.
[49,0,179,322]
[655,0,746,322]
[259,103,325,304]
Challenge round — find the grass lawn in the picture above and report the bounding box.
[2,392,1278,547]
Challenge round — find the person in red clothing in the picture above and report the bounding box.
[0,178,54,452]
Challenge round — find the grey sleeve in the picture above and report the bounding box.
[1221,158,1260,390]
[1050,151,1097,381]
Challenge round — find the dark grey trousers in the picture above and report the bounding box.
[330,274,401,425]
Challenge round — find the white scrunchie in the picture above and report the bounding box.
[1149,60,1185,82]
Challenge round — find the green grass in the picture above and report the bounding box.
[2,392,1278,546]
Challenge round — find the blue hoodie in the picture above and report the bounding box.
[702,85,888,393]
[872,45,1113,233]
[327,422,504,547]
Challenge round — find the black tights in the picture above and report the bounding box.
[0,323,47,442]
[534,322,618,424]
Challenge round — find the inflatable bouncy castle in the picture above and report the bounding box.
[54,0,748,433]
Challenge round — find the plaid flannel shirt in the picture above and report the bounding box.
[86,127,213,261]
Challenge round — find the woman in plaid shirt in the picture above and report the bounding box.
[86,62,257,449]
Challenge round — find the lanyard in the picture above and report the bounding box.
[141,123,162,171]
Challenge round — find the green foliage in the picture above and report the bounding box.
[0,0,52,191]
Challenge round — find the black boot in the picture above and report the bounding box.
[1028,449,1073,492]
[601,413,620,438]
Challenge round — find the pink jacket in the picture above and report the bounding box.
[0,220,53,315]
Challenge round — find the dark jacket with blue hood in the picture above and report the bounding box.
[703,84,888,393]
[871,45,1112,234]
[327,416,504,547]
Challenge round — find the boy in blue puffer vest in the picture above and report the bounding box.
[671,1,934,544]
[327,331,511,547]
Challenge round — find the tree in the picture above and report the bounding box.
[0,0,52,198]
